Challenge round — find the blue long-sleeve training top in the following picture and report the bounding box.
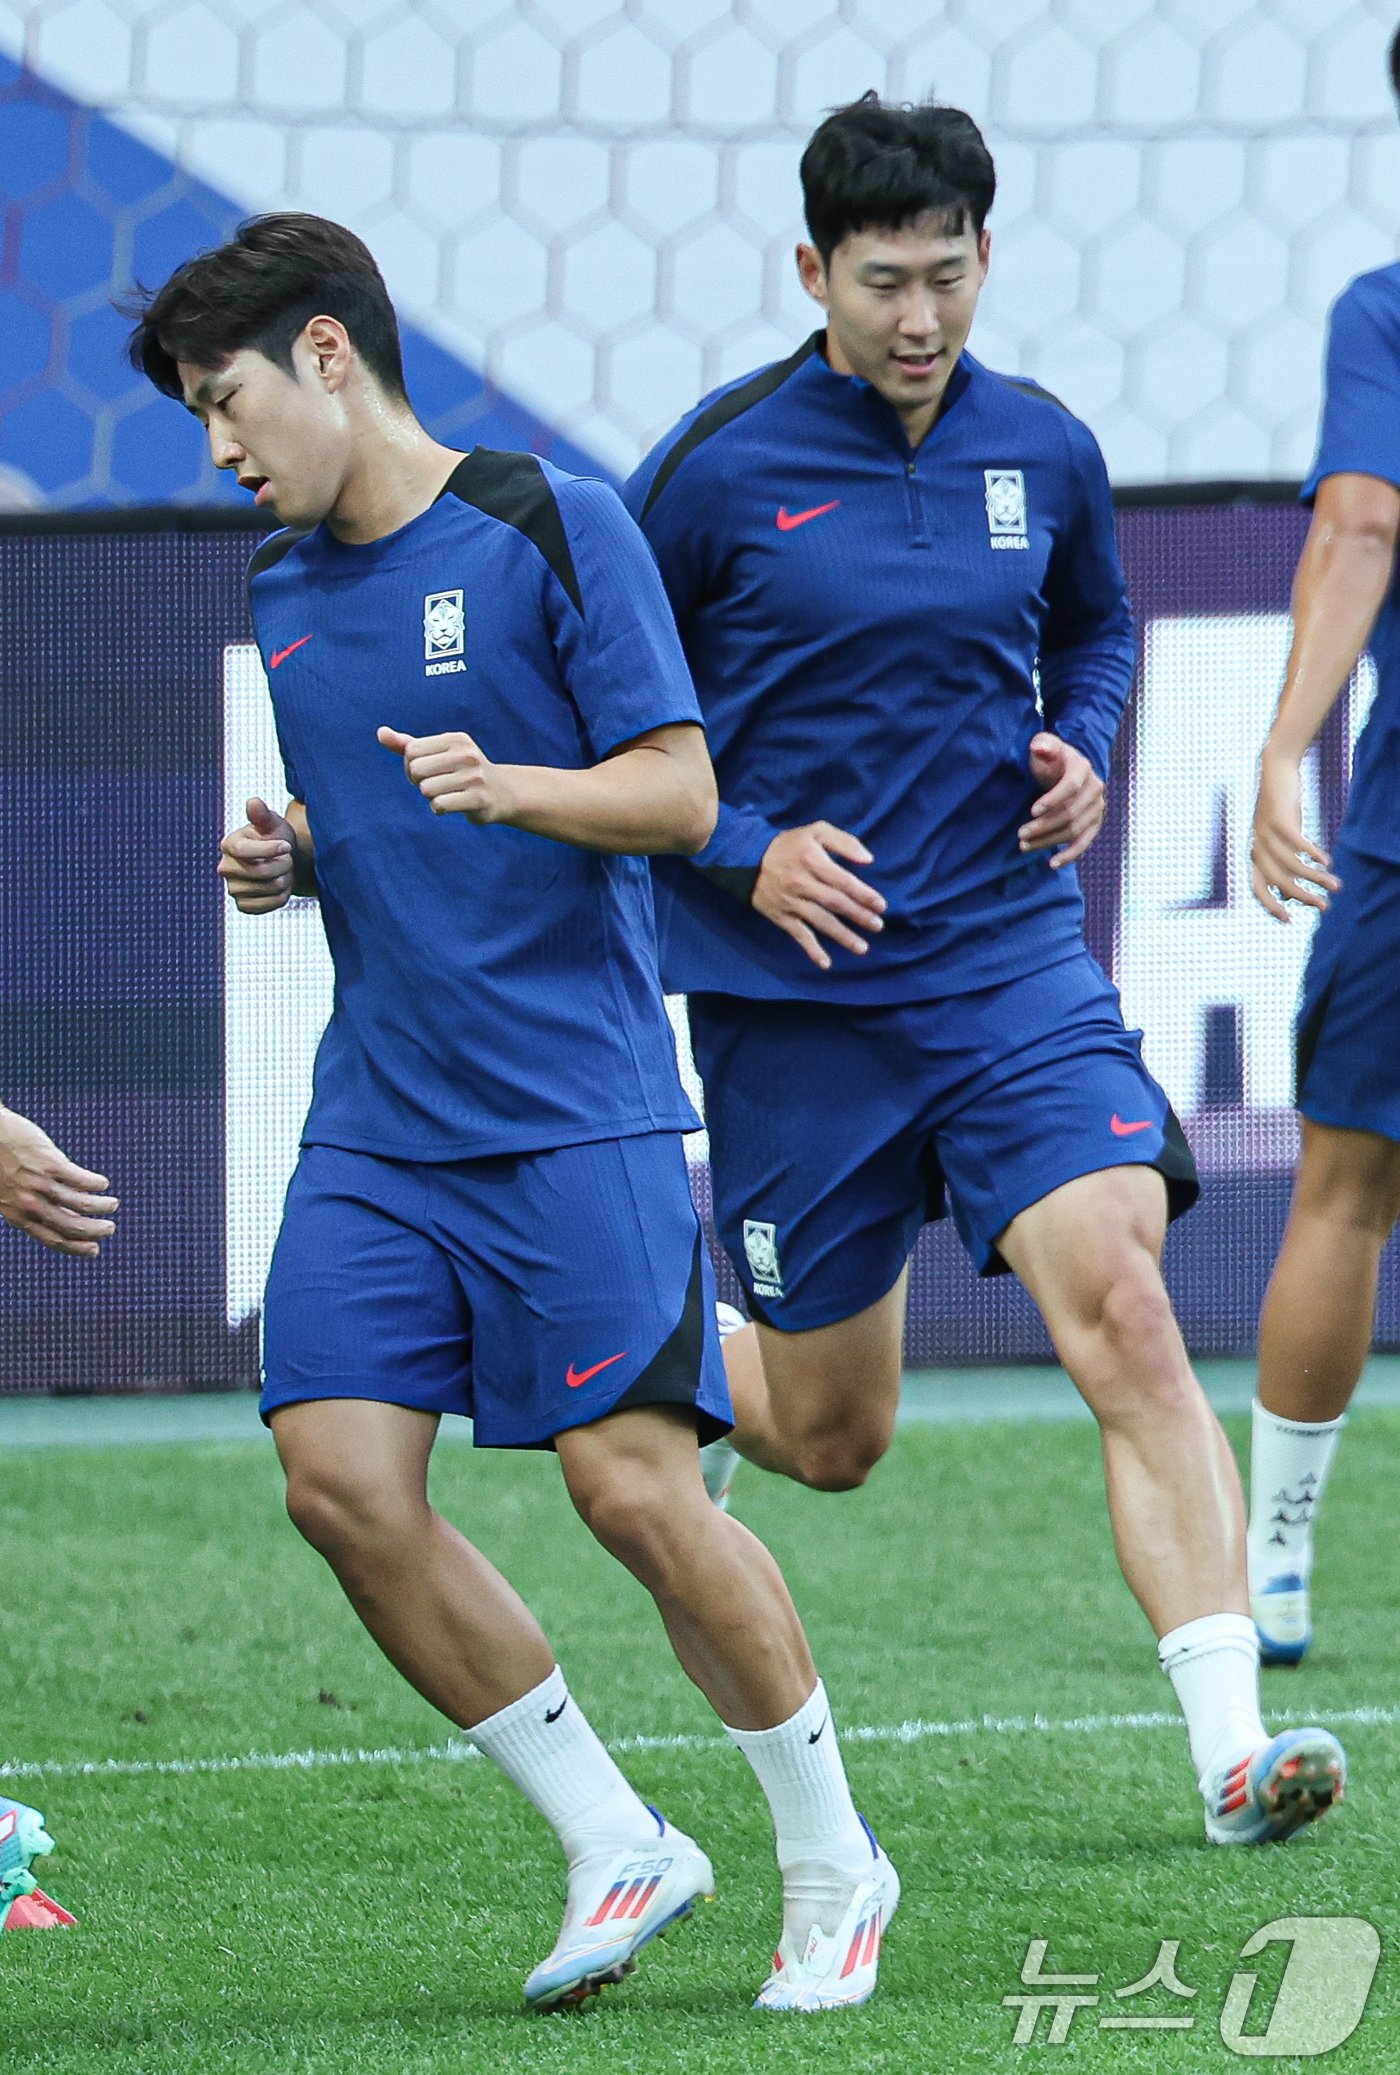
[623,334,1136,1002]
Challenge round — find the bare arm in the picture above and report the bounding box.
[1252,472,1400,920]
[377,720,718,856]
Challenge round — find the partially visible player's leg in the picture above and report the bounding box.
[1251,843,1400,1660]
[1259,1122,1400,1424]
[1250,1120,1400,1660]
[688,993,930,1497]
[556,1402,896,2010]
[721,1275,907,1492]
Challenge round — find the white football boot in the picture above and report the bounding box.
[754,1821,900,2012]
[1202,1728,1346,1845]
[699,1302,749,1511]
[523,1811,714,2012]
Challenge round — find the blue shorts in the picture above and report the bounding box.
[1297,842,1400,1145]
[689,954,1198,1332]
[260,1134,732,1448]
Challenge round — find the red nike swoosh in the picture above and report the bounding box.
[269,635,313,669]
[776,501,840,532]
[1110,1114,1155,1137]
[565,1350,629,1389]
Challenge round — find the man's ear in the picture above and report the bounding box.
[303,314,353,391]
[795,241,829,310]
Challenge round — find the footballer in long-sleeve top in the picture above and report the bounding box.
[626,336,1195,1325]
[625,336,1136,1002]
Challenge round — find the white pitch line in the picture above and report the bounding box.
[4,1704,1397,1788]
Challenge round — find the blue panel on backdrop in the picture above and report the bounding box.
[0,58,608,507]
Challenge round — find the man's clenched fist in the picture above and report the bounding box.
[219,797,296,913]
[378,727,514,824]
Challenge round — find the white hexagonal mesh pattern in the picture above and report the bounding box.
[1,0,1397,482]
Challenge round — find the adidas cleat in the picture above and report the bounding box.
[524,1812,714,2013]
[0,1799,75,1931]
[1252,1573,1311,1667]
[1203,1728,1346,1845]
[755,1828,900,2012]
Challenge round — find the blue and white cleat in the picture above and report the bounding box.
[523,1812,714,2013]
[1203,1728,1346,1845]
[1253,1573,1311,1667]
[755,1825,900,2012]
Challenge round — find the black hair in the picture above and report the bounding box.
[125,212,408,401]
[800,94,996,263]
[1391,22,1400,105]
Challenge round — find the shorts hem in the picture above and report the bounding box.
[745,1258,909,1336]
[972,1146,1200,1278]
[1296,1097,1400,1148]
[259,1381,471,1428]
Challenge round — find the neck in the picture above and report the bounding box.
[895,397,944,450]
[821,327,954,451]
[325,409,464,544]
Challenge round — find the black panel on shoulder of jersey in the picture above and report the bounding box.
[440,450,583,618]
[247,528,304,581]
[640,334,822,522]
[1000,373,1072,414]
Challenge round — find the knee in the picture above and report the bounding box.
[789,1422,888,1493]
[573,1474,685,1587]
[283,1463,413,1565]
[1095,1261,1179,1361]
[1080,1257,1195,1412]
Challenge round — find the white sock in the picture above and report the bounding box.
[466,1665,658,1866]
[1248,1398,1345,1585]
[1158,1613,1266,1784]
[726,1680,872,1938]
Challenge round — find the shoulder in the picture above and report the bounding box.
[627,335,822,523]
[247,527,306,582]
[968,358,1104,476]
[439,448,589,614]
[1330,263,1400,346]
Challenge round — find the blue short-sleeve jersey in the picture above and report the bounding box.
[622,337,1135,1002]
[248,451,702,1159]
[1302,262,1400,866]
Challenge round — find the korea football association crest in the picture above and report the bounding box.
[743,1218,784,1301]
[423,588,467,675]
[984,468,1030,551]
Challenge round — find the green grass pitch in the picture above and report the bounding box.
[4,1404,1399,2072]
